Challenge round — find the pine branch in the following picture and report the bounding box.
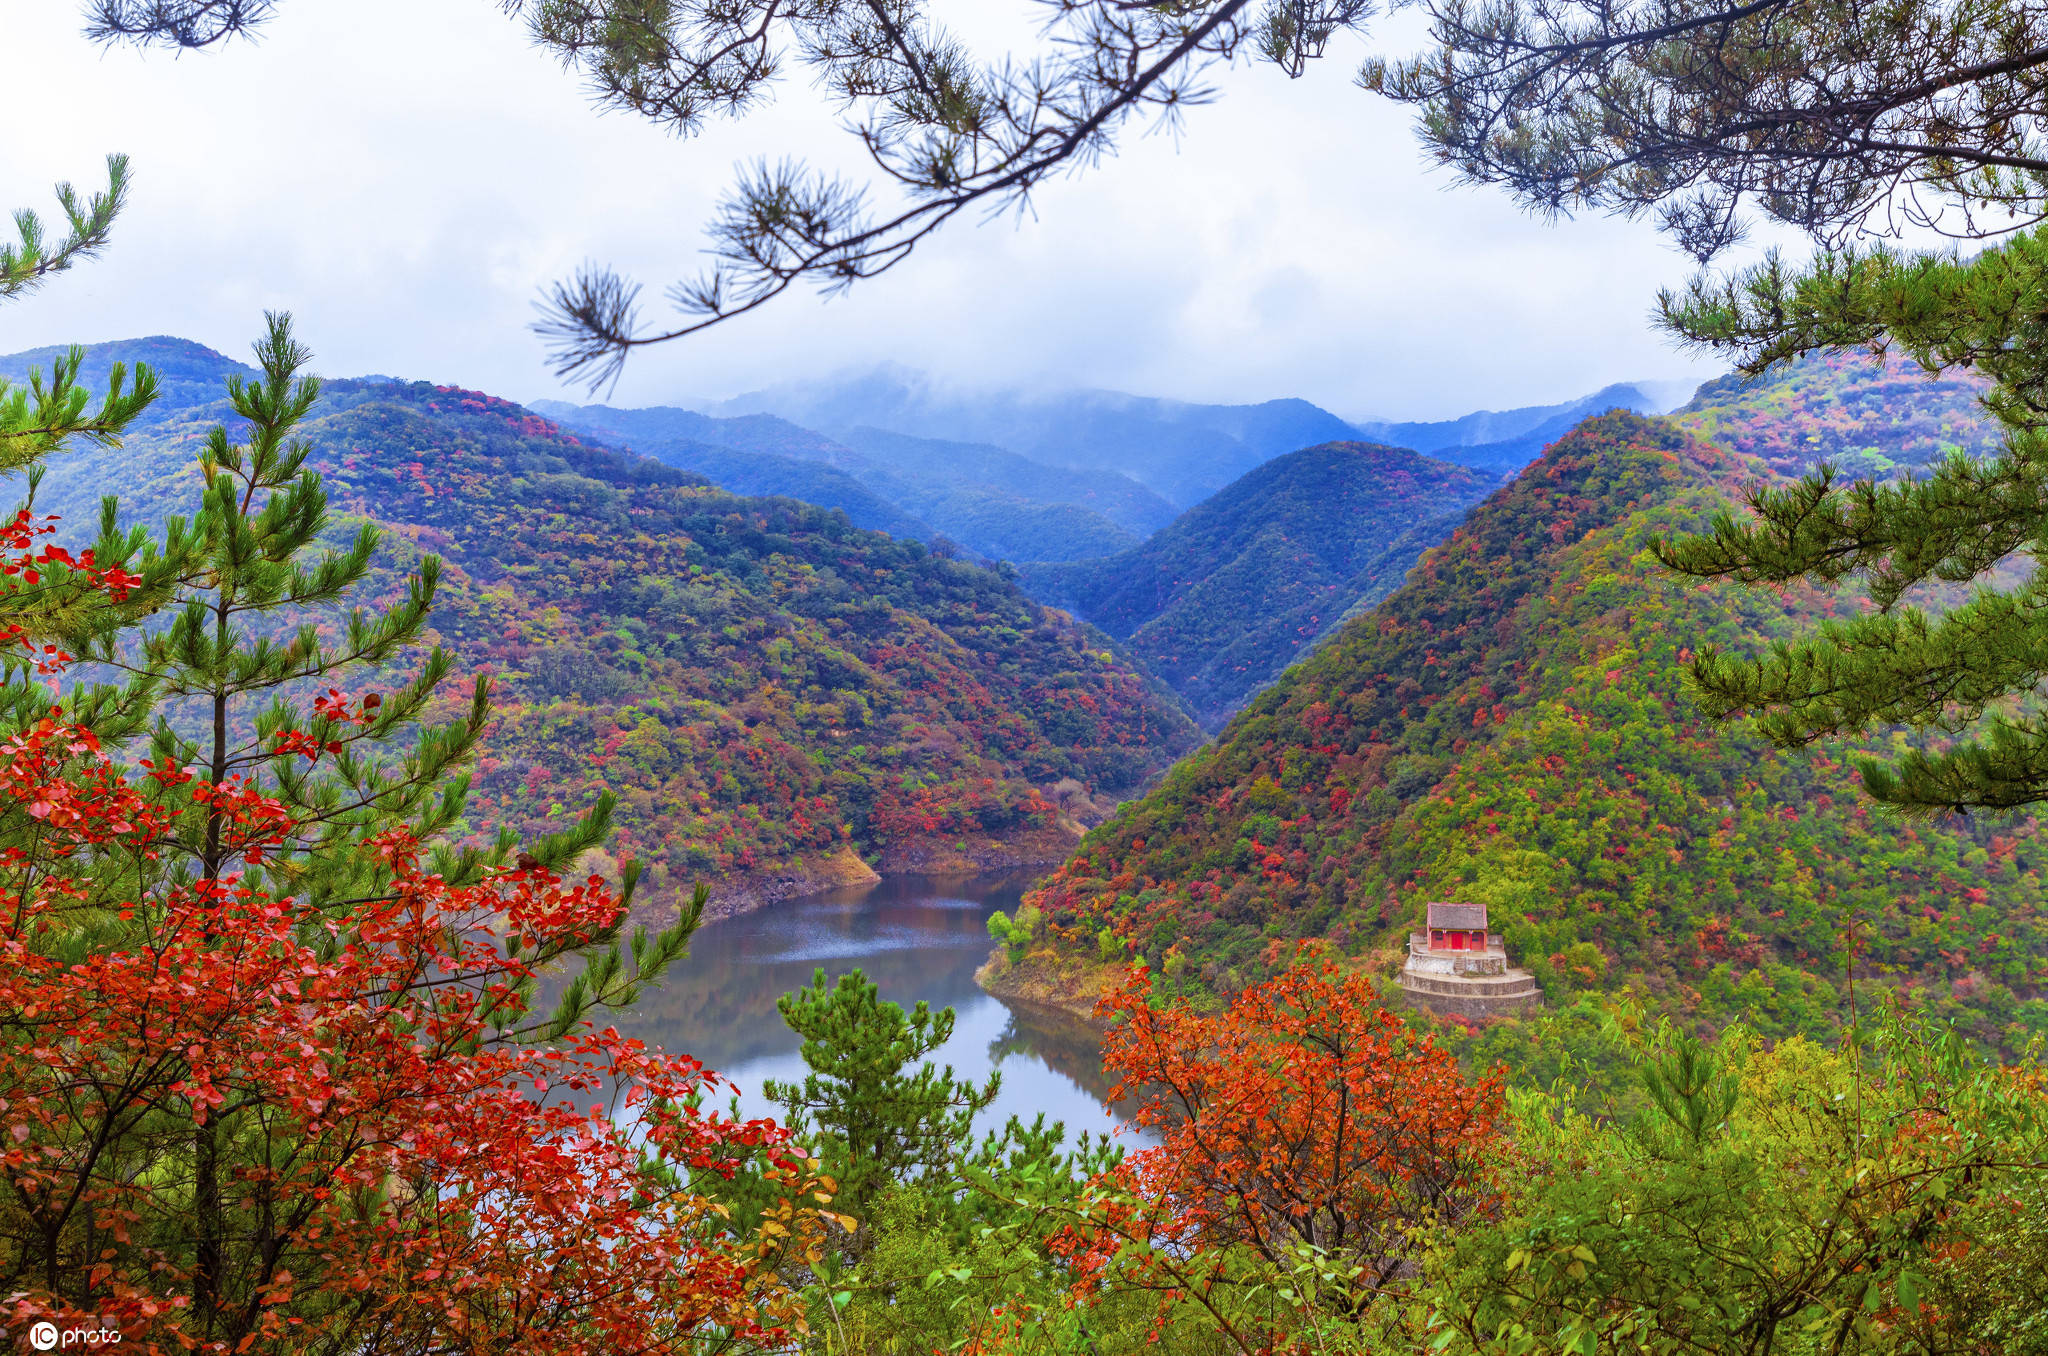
[0,156,131,303]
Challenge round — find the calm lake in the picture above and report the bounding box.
[603,871,1135,1144]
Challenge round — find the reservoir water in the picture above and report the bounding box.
[603,871,1134,1144]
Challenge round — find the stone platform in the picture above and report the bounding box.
[1397,933,1542,1018]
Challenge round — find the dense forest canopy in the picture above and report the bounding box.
[16,0,2048,1348]
[1022,440,1496,727]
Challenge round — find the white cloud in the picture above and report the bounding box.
[0,2,1735,421]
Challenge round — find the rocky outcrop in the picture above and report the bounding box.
[702,845,881,919]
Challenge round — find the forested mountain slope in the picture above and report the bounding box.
[1671,349,2001,477]
[995,408,2045,1053]
[3,339,1202,914]
[536,400,1146,561]
[0,334,257,428]
[1020,441,1495,728]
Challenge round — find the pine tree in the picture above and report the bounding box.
[1650,231,2048,815]
[0,316,714,1345]
[70,5,1382,380]
[0,156,129,304]
[764,968,999,1221]
[2,156,170,656]
[1351,0,2048,815]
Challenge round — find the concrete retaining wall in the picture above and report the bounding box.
[1397,945,1544,1018]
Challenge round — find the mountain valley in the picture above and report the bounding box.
[986,363,2036,1057]
[11,335,2017,1050]
[1021,441,1496,727]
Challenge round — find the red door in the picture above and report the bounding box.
[1450,932,1466,951]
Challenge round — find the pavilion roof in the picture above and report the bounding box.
[1426,901,1488,931]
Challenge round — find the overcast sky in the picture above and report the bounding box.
[0,2,1745,422]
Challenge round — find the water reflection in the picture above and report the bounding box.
[602,872,1135,1143]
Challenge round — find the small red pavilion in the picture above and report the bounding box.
[1426,901,1489,952]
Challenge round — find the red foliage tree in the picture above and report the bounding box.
[1049,956,1505,1345]
[0,718,826,1355]
[0,320,833,1353]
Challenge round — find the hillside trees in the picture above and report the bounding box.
[712,955,2048,1356]
[1068,959,1505,1327]
[918,956,1512,1353]
[1361,0,2048,815]
[0,317,827,1351]
[729,955,1505,1354]
[1021,441,1496,727]
[760,960,2048,1356]
[79,3,2048,803]
[4,343,1202,901]
[1426,1020,2048,1355]
[1000,411,2048,1049]
[1652,233,2048,814]
[704,964,1135,1353]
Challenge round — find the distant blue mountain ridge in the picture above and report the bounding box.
[1352,381,1681,475]
[3,338,1686,568]
[527,400,1161,563]
[697,366,1685,505]
[695,367,1362,507]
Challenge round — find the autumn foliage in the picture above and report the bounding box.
[1021,407,2048,1054]
[0,321,829,1354]
[1039,957,1505,1348]
[0,737,810,1350]
[19,343,1200,906]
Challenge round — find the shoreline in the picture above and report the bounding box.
[694,822,1087,921]
[974,949,1117,1029]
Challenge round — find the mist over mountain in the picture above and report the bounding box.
[830,426,1178,536]
[695,366,1362,508]
[1003,393,2040,1057]
[681,366,1707,506]
[1353,382,1675,451]
[521,401,938,542]
[535,399,1151,562]
[2,336,1200,915]
[1353,381,1677,476]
